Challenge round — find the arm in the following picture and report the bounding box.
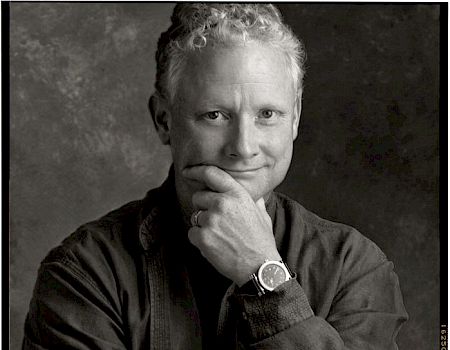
[232,237,407,349]
[23,248,126,350]
[183,165,407,349]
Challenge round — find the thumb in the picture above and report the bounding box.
[183,165,242,193]
[255,197,272,227]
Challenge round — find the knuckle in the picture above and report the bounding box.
[214,197,227,211]
[202,213,212,226]
[205,212,218,226]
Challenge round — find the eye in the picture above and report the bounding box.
[257,109,283,125]
[203,111,227,120]
[260,110,275,119]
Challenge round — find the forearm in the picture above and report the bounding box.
[233,279,346,349]
[233,269,407,350]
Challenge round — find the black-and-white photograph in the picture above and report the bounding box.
[9,3,441,349]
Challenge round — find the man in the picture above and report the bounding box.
[23,4,407,349]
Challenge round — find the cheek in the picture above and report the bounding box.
[264,129,294,164]
[170,123,224,163]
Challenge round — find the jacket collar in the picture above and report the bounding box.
[138,166,185,252]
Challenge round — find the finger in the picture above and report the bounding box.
[188,226,206,249]
[190,209,205,227]
[192,190,219,210]
[183,165,241,193]
[255,197,267,212]
[255,197,272,226]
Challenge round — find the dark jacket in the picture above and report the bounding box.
[23,176,407,349]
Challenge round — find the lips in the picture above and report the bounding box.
[221,167,264,180]
[184,163,264,177]
[222,167,262,173]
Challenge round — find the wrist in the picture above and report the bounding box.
[235,253,282,287]
[232,278,314,343]
[239,259,293,294]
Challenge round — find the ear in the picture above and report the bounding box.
[292,92,302,141]
[149,93,172,145]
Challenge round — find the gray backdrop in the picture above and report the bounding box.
[10,3,440,349]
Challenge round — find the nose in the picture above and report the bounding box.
[225,117,259,159]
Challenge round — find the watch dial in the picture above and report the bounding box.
[261,264,287,289]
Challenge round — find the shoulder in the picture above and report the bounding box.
[44,186,166,264]
[24,191,167,349]
[43,199,142,266]
[38,186,168,296]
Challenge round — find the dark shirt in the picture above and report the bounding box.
[185,244,231,349]
[23,174,408,349]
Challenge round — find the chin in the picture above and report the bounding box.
[236,180,273,202]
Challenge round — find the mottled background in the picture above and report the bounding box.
[10,3,440,349]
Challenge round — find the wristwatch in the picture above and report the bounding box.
[241,260,294,296]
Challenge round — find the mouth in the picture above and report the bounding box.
[184,164,264,178]
[222,167,261,173]
[221,167,263,178]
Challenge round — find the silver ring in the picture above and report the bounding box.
[190,210,203,227]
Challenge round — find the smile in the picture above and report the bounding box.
[222,167,263,177]
[223,168,261,173]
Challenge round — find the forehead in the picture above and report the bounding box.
[176,43,296,108]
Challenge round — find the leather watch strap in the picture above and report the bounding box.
[238,276,260,295]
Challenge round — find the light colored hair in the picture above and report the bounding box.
[154,3,306,104]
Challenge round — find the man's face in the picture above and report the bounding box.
[166,42,301,208]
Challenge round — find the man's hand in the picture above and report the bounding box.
[183,165,282,286]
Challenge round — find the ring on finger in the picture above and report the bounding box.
[190,209,203,227]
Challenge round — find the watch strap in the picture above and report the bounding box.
[238,274,262,295]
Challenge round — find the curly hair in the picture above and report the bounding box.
[154,3,306,103]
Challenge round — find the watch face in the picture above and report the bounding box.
[260,263,287,290]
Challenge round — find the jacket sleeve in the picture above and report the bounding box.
[232,232,408,349]
[22,249,127,350]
